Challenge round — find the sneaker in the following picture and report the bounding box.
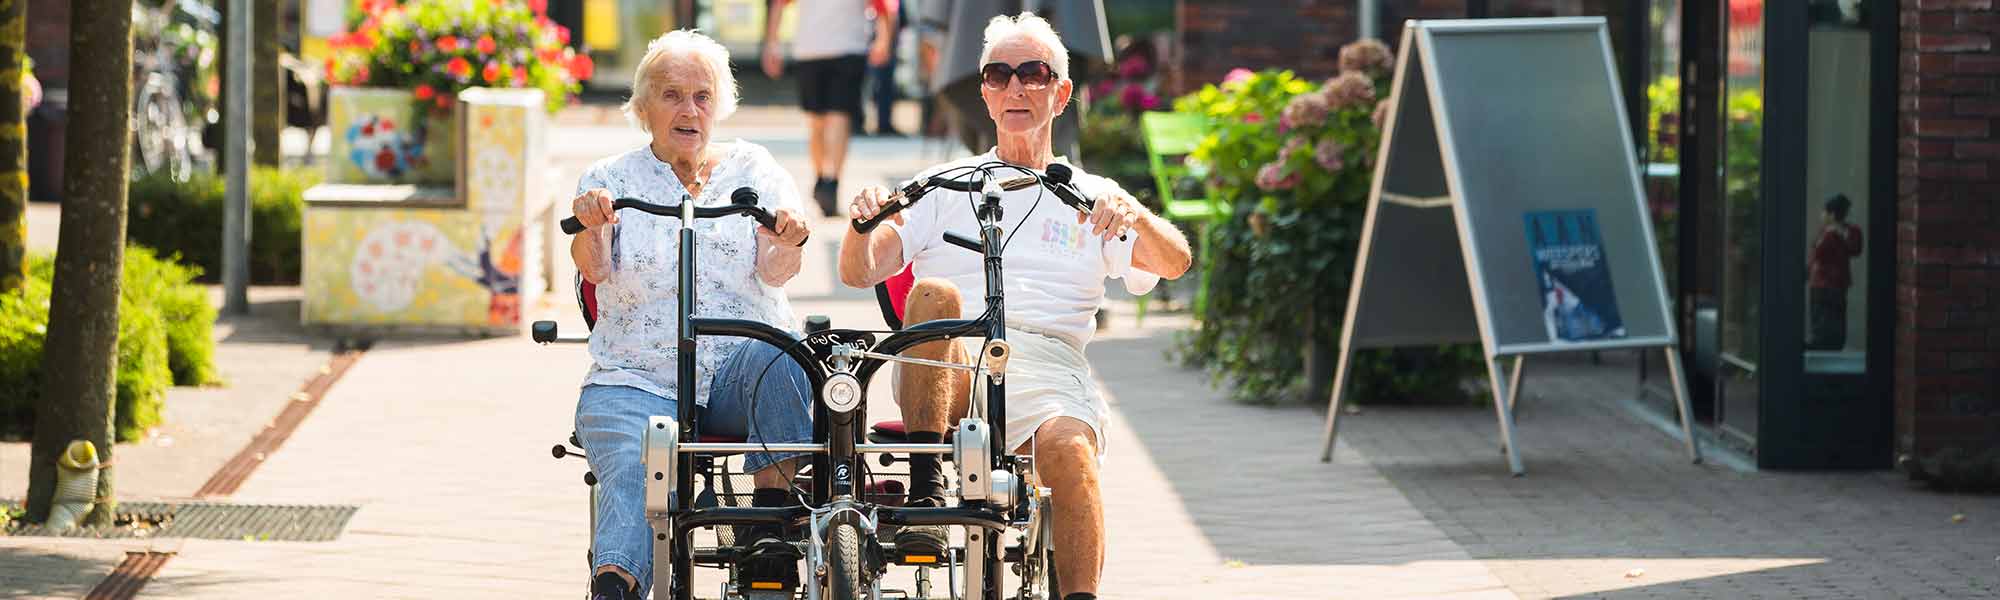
[736,525,802,593]
[814,178,841,219]
[590,571,639,600]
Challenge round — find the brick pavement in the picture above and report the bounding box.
[1331,351,2000,599]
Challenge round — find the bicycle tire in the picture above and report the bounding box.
[827,521,866,599]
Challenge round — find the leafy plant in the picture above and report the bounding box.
[128,166,317,285]
[328,0,591,114]
[2,249,217,442]
[1173,42,1484,405]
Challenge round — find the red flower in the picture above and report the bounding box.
[408,40,421,55]
[435,94,454,109]
[568,52,594,80]
[512,69,528,87]
[555,25,571,46]
[437,36,460,53]
[354,64,370,83]
[483,61,502,83]
[323,58,337,81]
[447,57,472,79]
[476,35,497,55]
[414,84,434,100]
[530,0,548,15]
[1244,112,1263,124]
[375,148,397,173]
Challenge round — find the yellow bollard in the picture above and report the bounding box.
[47,440,100,531]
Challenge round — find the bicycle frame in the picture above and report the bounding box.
[634,177,1031,600]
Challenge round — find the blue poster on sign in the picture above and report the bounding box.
[1524,210,1626,343]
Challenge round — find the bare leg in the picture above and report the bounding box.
[807,113,829,178]
[898,278,971,434]
[1017,417,1103,597]
[823,112,852,182]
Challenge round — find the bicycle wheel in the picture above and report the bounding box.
[826,521,866,599]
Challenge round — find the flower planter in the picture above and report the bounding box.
[325,86,457,185]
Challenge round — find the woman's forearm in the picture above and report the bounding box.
[572,226,614,284]
[758,237,804,286]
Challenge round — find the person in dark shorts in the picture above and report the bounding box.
[764,0,898,217]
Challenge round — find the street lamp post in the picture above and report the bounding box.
[223,0,251,314]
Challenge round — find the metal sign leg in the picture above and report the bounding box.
[1661,346,1704,464]
[1319,343,1359,463]
[1505,355,1526,417]
[1486,357,1526,476]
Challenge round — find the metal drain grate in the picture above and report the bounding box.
[2,500,358,541]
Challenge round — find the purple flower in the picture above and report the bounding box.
[1338,39,1394,76]
[1091,79,1114,99]
[1223,68,1255,87]
[1314,138,1346,172]
[1280,92,1331,131]
[1323,72,1376,110]
[1139,92,1162,111]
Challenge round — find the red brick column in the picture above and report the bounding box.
[1896,0,2000,464]
[1172,1,1356,96]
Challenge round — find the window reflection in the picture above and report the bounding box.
[1803,0,1872,373]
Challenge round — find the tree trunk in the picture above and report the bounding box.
[24,0,129,526]
[252,0,283,166]
[0,0,25,293]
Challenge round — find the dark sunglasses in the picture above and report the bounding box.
[980,60,1056,90]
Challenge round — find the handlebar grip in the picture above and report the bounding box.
[561,216,586,235]
[851,198,908,234]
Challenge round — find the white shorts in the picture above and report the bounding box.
[891,327,1108,460]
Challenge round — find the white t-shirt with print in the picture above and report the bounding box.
[885,150,1159,347]
[575,140,803,405]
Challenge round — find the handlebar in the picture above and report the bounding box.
[849,162,1122,241]
[561,187,775,235]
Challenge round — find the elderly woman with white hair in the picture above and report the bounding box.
[838,14,1192,600]
[569,30,814,600]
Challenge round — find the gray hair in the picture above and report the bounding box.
[622,30,739,131]
[978,13,1069,81]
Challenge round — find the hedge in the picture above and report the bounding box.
[0,248,220,442]
[128,166,317,284]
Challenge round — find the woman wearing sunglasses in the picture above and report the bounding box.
[836,13,1193,600]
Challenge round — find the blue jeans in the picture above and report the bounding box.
[575,340,813,592]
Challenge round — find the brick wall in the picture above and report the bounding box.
[1896,0,2000,460]
[1172,0,1357,96]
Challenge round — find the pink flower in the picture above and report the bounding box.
[1338,39,1394,76]
[1244,112,1264,124]
[1223,68,1255,87]
[1117,54,1152,79]
[1139,93,1162,111]
[1323,72,1375,110]
[1371,99,1392,129]
[1280,136,1307,162]
[1091,79,1114,99]
[1255,162,1297,191]
[1280,92,1330,130]
[1119,83,1150,112]
[1314,138,1347,172]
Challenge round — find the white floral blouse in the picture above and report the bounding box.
[575,140,803,405]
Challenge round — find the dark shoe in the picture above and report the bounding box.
[590,571,639,600]
[736,525,802,593]
[892,495,949,559]
[814,178,840,218]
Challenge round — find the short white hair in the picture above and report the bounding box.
[978,13,1069,81]
[622,30,739,131]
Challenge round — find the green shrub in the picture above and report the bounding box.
[1,249,219,441]
[128,166,316,284]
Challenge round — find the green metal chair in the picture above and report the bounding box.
[1139,112,1225,320]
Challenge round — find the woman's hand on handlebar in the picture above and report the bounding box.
[572,188,618,231]
[756,207,811,247]
[849,186,905,229]
[1081,189,1140,241]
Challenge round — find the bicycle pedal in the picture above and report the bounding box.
[887,548,944,566]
